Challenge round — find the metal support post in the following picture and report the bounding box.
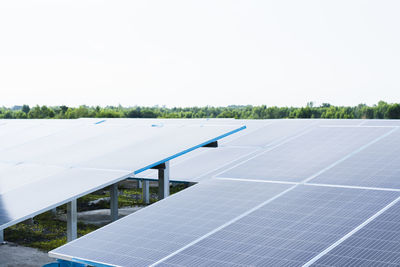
[0,229,4,243]
[67,199,77,242]
[142,180,150,204]
[110,183,119,221]
[158,161,170,199]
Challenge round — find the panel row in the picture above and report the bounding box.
[50,182,400,266]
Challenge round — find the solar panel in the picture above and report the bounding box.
[50,183,400,267]
[49,179,292,266]
[0,119,245,230]
[160,185,399,267]
[217,126,391,182]
[312,201,400,266]
[309,128,400,189]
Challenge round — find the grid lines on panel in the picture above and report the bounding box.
[312,201,400,267]
[50,180,291,267]
[161,185,399,266]
[217,127,391,182]
[310,129,400,189]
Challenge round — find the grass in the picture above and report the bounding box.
[4,211,99,251]
[4,182,190,251]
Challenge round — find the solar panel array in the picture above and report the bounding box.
[0,119,244,230]
[46,119,400,266]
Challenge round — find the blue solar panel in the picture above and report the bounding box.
[217,126,391,182]
[312,201,400,266]
[161,185,399,266]
[309,128,400,189]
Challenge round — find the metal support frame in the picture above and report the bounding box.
[151,162,166,170]
[202,140,218,148]
[142,180,150,204]
[67,199,77,242]
[110,183,119,222]
[158,161,170,199]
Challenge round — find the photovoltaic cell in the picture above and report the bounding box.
[217,126,391,182]
[310,128,400,189]
[49,180,292,266]
[161,185,400,266]
[313,201,400,266]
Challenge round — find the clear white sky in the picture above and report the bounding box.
[0,0,399,108]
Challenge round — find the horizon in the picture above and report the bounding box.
[1,100,397,110]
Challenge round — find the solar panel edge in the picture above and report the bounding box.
[48,251,118,267]
[133,125,247,175]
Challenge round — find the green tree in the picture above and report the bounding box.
[22,105,30,114]
[386,104,400,119]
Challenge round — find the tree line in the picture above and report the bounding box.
[1,101,400,119]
